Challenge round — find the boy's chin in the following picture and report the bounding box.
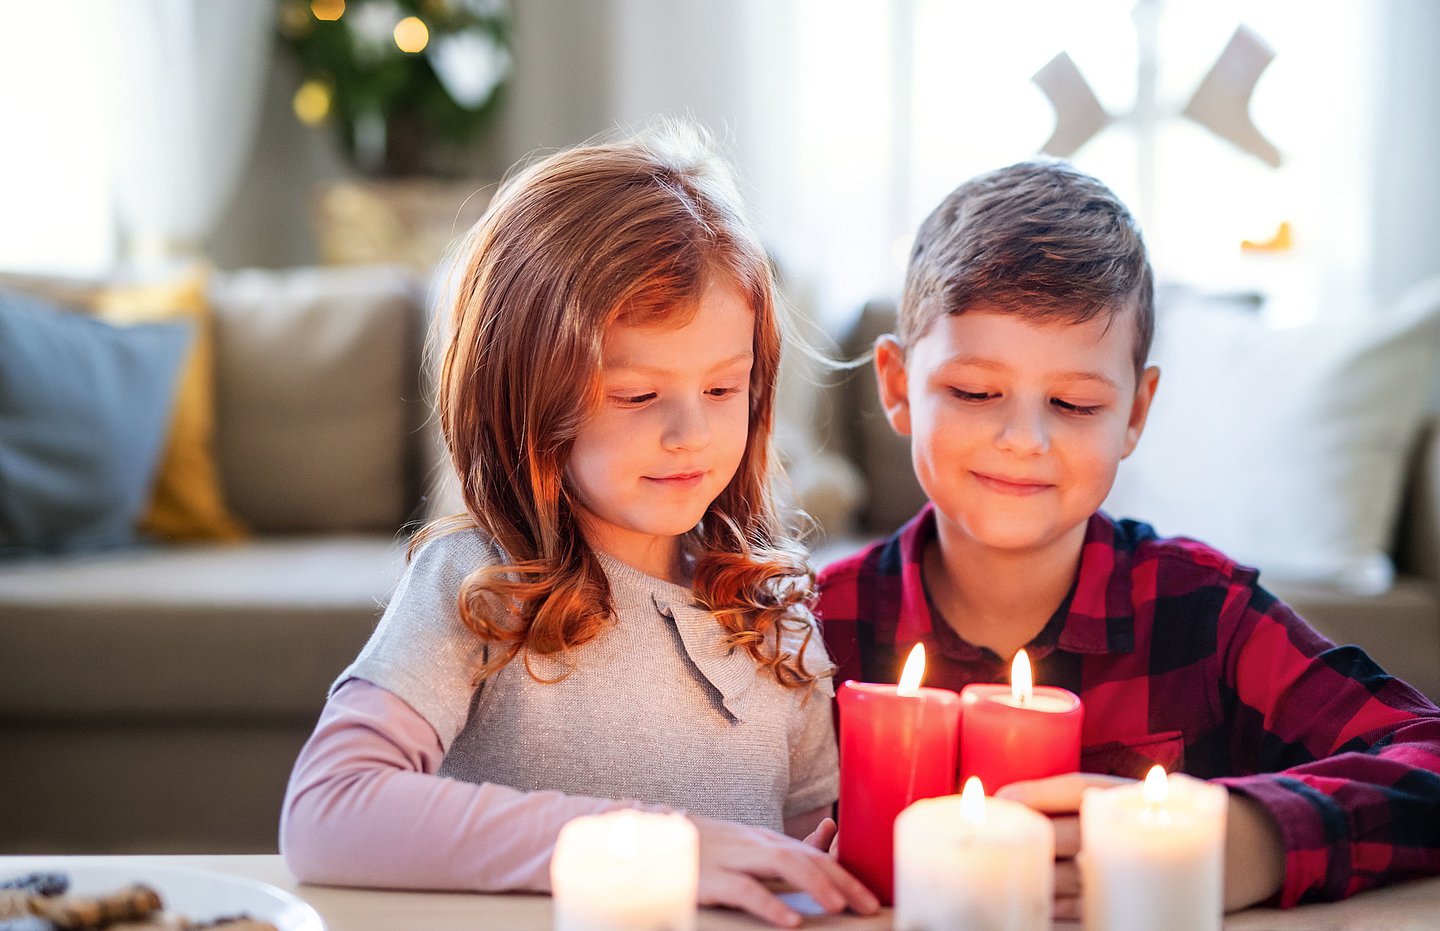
[954,515,1076,554]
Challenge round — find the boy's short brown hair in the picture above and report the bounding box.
[898,158,1154,375]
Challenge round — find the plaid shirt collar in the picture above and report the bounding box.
[892,503,1136,660]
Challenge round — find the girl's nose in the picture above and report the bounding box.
[661,398,710,451]
[995,402,1050,455]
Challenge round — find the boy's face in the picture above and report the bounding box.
[875,304,1159,557]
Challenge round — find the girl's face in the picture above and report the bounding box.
[567,280,756,581]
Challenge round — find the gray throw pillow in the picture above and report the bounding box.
[0,289,193,556]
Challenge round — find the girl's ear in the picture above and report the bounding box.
[873,334,913,436]
[1121,364,1161,458]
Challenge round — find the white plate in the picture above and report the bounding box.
[0,862,325,930]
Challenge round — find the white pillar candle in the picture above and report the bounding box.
[551,810,699,931]
[1080,766,1228,931]
[894,777,1055,931]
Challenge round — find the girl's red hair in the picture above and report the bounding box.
[418,124,819,688]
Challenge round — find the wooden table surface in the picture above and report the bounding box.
[4,854,1439,930]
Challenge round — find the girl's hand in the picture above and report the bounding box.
[801,816,837,854]
[997,772,1134,921]
[690,815,879,928]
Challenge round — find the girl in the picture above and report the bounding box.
[280,124,879,928]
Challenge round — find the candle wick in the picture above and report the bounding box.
[1141,801,1173,828]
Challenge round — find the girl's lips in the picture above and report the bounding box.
[648,471,705,488]
[972,471,1053,496]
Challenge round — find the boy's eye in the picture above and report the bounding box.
[949,388,994,402]
[1052,398,1102,416]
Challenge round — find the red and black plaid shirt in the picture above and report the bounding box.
[817,504,1440,907]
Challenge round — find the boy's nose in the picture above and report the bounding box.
[995,405,1050,455]
[661,398,711,451]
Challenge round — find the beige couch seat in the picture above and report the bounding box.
[0,265,433,854]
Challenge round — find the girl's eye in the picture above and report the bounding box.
[949,388,994,402]
[615,392,656,406]
[706,386,741,399]
[1052,398,1102,416]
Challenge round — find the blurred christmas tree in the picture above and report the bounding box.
[279,0,510,177]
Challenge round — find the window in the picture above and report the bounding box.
[741,0,1379,329]
[0,1,116,276]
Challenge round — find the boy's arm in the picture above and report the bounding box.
[1215,584,1440,906]
[1000,773,1285,917]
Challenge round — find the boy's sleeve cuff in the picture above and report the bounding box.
[1216,773,1345,908]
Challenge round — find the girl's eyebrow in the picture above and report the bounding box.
[941,356,1119,391]
[607,351,754,376]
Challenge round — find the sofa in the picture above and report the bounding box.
[0,265,440,854]
[813,298,1440,704]
[2,271,1435,857]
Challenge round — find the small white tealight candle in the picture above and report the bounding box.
[551,810,699,931]
[1080,765,1228,931]
[894,776,1055,931]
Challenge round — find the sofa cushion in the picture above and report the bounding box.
[1105,279,1440,594]
[92,264,249,542]
[0,536,407,719]
[0,289,192,557]
[208,266,424,533]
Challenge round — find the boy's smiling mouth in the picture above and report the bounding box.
[971,471,1054,495]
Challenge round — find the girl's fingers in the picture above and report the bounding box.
[1055,894,1083,921]
[810,851,881,914]
[701,871,802,928]
[691,816,878,920]
[1053,814,1081,858]
[747,844,878,916]
[802,817,837,852]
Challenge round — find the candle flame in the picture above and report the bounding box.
[1142,765,1169,805]
[897,643,926,696]
[1011,648,1033,704]
[960,776,986,827]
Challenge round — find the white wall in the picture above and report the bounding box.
[1372,0,1440,305]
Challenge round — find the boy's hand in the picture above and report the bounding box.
[690,815,879,928]
[998,773,1288,917]
[996,772,1134,921]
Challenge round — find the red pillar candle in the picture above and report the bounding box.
[960,649,1083,793]
[838,644,963,905]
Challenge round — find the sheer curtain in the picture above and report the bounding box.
[0,0,273,276]
[0,1,115,275]
[99,0,274,270]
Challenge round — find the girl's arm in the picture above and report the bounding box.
[280,677,662,891]
[281,679,878,925]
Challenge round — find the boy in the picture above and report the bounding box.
[816,159,1440,917]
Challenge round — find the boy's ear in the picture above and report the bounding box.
[873,334,912,436]
[1121,364,1161,458]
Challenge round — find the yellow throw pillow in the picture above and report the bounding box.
[91,264,248,542]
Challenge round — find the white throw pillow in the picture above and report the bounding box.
[1104,278,1440,594]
